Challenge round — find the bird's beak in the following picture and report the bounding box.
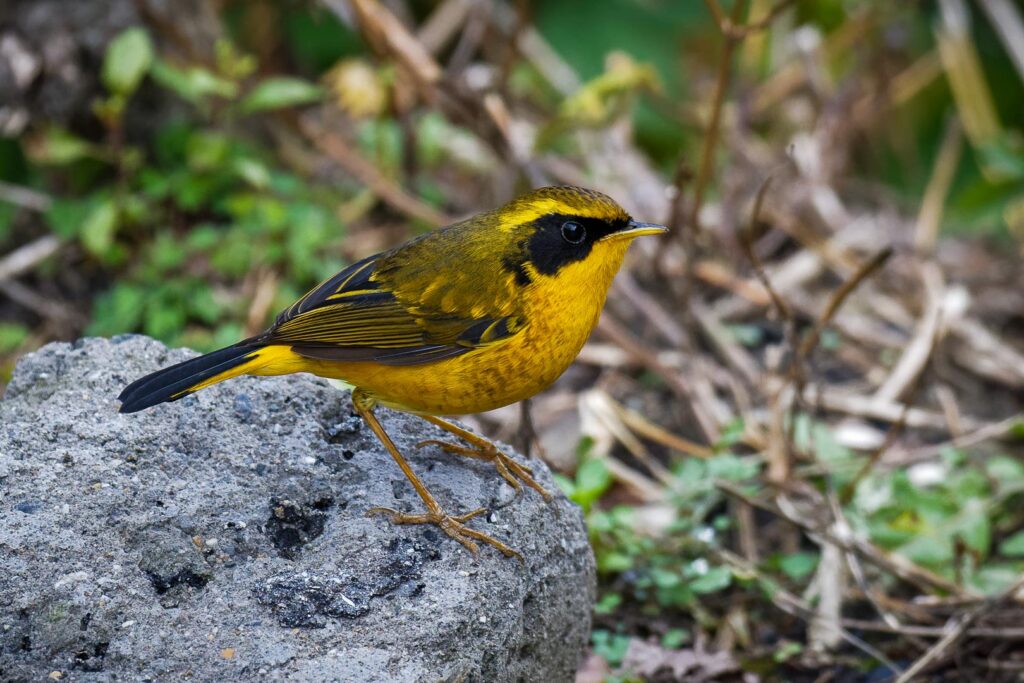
[602,220,669,241]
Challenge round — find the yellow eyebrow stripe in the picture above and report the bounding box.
[498,198,626,230]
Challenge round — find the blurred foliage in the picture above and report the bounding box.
[4,24,350,357]
[563,413,1024,673]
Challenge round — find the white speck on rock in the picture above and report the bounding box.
[54,571,90,590]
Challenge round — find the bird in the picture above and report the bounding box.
[118,185,667,559]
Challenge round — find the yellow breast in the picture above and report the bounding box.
[289,236,633,415]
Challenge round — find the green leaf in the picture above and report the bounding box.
[594,592,622,615]
[571,455,612,511]
[820,328,841,351]
[44,198,91,238]
[778,551,819,580]
[597,551,633,573]
[725,323,763,347]
[977,135,1024,181]
[591,630,632,667]
[233,157,271,189]
[151,60,238,103]
[986,455,1024,495]
[102,28,154,96]
[660,628,690,649]
[953,498,992,556]
[811,422,853,468]
[689,565,732,594]
[707,453,759,481]
[30,128,97,166]
[92,94,127,126]
[186,131,231,171]
[1000,531,1024,558]
[145,236,185,273]
[188,285,221,324]
[714,417,746,450]
[80,199,119,257]
[651,567,681,589]
[175,174,221,211]
[87,284,145,335]
[773,641,803,663]
[898,534,952,566]
[239,77,323,114]
[211,322,244,349]
[969,564,1022,595]
[144,301,186,341]
[0,323,29,353]
[552,473,575,498]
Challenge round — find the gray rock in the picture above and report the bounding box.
[0,336,595,682]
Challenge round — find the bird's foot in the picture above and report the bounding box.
[416,438,552,501]
[366,505,522,560]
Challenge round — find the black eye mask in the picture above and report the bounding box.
[521,213,629,278]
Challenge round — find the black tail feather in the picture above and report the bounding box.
[118,341,261,413]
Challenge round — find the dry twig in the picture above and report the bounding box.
[0,235,62,282]
[711,546,902,673]
[895,575,1024,683]
[597,315,721,444]
[717,480,973,597]
[296,115,452,226]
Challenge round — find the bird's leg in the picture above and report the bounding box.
[351,390,521,560]
[416,415,553,501]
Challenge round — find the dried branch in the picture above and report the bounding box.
[596,315,721,444]
[913,116,963,253]
[0,236,62,282]
[296,115,452,226]
[717,480,973,597]
[711,546,903,673]
[0,181,53,213]
[976,0,1024,83]
[796,247,893,361]
[738,176,794,323]
[0,279,85,326]
[895,575,1024,682]
[703,0,797,40]
[885,414,1024,467]
[689,0,747,233]
[417,0,472,55]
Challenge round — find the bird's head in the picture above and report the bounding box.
[492,186,667,289]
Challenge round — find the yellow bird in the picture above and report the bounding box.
[118,186,666,558]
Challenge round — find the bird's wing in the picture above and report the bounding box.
[267,251,522,366]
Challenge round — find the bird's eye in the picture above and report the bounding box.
[560,221,586,244]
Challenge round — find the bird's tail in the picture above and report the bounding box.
[118,339,274,413]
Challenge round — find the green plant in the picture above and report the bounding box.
[23,29,342,350]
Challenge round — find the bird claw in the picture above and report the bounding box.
[366,505,521,561]
[415,439,551,501]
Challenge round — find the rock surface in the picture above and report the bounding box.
[0,336,595,682]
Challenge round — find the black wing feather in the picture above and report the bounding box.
[268,253,519,366]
